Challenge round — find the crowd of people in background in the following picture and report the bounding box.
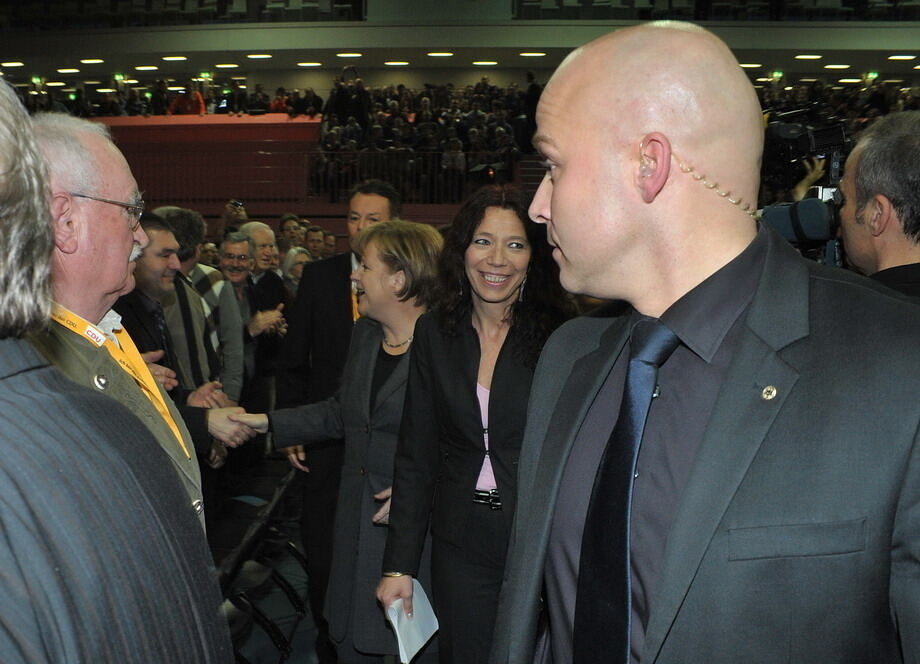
[11,72,919,207]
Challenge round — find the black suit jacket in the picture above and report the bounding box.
[491,229,920,664]
[114,291,210,455]
[277,252,354,407]
[872,262,920,298]
[383,312,535,575]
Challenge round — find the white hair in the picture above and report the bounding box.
[31,112,112,194]
[0,81,54,336]
[239,220,275,240]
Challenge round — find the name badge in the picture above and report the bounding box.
[84,325,106,347]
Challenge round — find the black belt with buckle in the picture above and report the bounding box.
[473,488,502,510]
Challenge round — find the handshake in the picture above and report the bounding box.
[141,349,272,468]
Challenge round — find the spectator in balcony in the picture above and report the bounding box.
[168,80,205,116]
[124,88,148,116]
[322,120,343,149]
[150,79,169,115]
[247,83,270,113]
[326,80,350,121]
[287,89,304,116]
[302,87,324,118]
[441,137,467,203]
[343,116,364,143]
[270,87,289,113]
[488,109,515,145]
[351,79,372,127]
[418,122,441,152]
[366,124,387,151]
[397,122,419,150]
[221,80,247,115]
[98,92,125,117]
[524,69,542,145]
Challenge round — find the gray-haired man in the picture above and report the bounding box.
[0,80,231,663]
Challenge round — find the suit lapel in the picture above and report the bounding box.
[643,231,811,662]
[524,316,631,532]
[456,325,484,449]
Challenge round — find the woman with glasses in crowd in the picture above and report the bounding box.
[377,184,573,663]
[234,219,442,664]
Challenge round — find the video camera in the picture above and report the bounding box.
[760,104,851,265]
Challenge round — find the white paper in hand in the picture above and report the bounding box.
[385,579,439,664]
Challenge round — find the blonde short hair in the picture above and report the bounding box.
[353,219,443,308]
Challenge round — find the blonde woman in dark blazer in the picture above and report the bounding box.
[234,220,442,663]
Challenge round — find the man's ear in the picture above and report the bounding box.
[637,132,672,204]
[865,194,893,237]
[50,192,78,254]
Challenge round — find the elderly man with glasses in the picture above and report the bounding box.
[28,113,254,527]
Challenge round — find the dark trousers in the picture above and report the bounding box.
[431,502,509,664]
[300,441,345,664]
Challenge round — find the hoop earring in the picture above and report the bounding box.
[518,276,527,302]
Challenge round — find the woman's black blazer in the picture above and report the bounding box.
[383,311,535,575]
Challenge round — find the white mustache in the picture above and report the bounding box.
[129,243,143,262]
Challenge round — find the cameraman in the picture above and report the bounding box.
[838,111,920,296]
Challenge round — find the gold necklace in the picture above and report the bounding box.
[382,335,414,349]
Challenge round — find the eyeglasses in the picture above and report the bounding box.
[222,253,251,263]
[70,192,144,231]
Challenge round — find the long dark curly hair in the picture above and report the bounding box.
[434,184,573,366]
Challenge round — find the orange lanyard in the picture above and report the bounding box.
[51,304,191,459]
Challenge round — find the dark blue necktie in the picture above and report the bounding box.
[573,318,681,664]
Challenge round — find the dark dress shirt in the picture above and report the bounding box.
[545,227,768,664]
[871,262,920,298]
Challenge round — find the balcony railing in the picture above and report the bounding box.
[308,150,522,205]
[127,147,523,211]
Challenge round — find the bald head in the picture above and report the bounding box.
[530,22,763,314]
[548,22,762,200]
